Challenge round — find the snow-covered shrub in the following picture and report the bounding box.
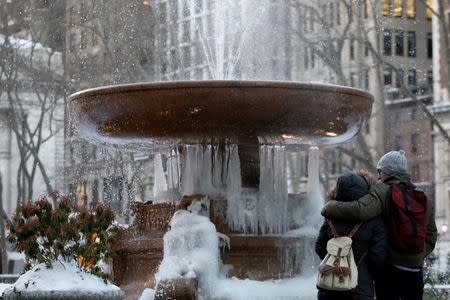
[6,192,118,280]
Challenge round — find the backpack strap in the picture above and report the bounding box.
[327,219,339,238]
[348,223,363,238]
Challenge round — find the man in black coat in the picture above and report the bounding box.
[316,172,388,300]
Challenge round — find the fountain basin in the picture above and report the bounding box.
[69,81,373,149]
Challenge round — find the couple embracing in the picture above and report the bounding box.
[316,150,437,300]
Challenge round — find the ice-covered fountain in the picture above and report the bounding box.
[69,80,373,299]
[68,1,373,299]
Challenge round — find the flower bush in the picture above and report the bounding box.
[7,192,119,280]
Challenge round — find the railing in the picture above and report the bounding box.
[0,274,19,284]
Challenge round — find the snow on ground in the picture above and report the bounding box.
[138,277,317,300]
[2,261,120,294]
[7,251,25,261]
[0,283,11,294]
[139,288,155,300]
[212,276,317,300]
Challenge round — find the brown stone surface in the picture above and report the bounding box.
[68,81,373,149]
[154,278,198,300]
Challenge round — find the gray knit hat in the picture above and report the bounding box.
[376,150,408,175]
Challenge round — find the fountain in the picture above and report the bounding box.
[68,80,373,299]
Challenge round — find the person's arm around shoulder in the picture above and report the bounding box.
[425,197,438,257]
[321,182,389,222]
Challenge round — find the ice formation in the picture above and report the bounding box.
[155,210,220,297]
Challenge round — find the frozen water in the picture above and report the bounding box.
[258,145,289,234]
[153,154,168,203]
[155,210,220,297]
[293,146,324,231]
[156,144,290,234]
[154,208,318,300]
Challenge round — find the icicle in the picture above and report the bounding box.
[153,154,168,203]
[259,145,288,234]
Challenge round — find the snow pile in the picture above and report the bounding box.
[213,276,317,300]
[2,261,121,294]
[139,288,155,300]
[155,210,220,296]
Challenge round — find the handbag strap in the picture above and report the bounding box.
[327,219,363,239]
[348,223,363,238]
[327,219,339,238]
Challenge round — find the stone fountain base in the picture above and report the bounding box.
[113,201,305,299]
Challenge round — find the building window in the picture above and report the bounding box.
[80,31,88,49]
[395,31,404,56]
[396,68,404,88]
[427,32,432,58]
[336,1,341,25]
[365,42,370,57]
[427,70,433,86]
[394,0,402,17]
[35,0,49,9]
[304,47,309,69]
[182,21,190,43]
[170,0,178,21]
[407,31,416,57]
[91,31,98,46]
[364,0,369,18]
[383,30,392,55]
[103,177,123,212]
[411,107,417,120]
[412,164,420,180]
[0,119,11,156]
[195,0,202,14]
[159,2,167,23]
[408,69,417,86]
[182,46,190,65]
[329,3,334,26]
[195,17,202,39]
[183,0,190,17]
[311,51,315,68]
[69,184,76,204]
[350,72,357,87]
[364,69,370,89]
[349,1,354,22]
[411,133,419,153]
[69,33,76,51]
[384,67,392,85]
[381,0,390,16]
[80,2,88,24]
[425,0,432,19]
[406,0,415,18]
[394,135,402,150]
[92,179,99,202]
[350,38,355,60]
[207,0,214,11]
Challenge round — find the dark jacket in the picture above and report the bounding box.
[316,173,388,300]
[321,172,438,268]
[316,218,387,299]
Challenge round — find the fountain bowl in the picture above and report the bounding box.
[68,80,373,149]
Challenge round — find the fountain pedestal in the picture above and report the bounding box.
[69,80,373,299]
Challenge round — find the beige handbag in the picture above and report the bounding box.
[316,220,362,291]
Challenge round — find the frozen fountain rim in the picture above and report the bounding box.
[69,80,374,101]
